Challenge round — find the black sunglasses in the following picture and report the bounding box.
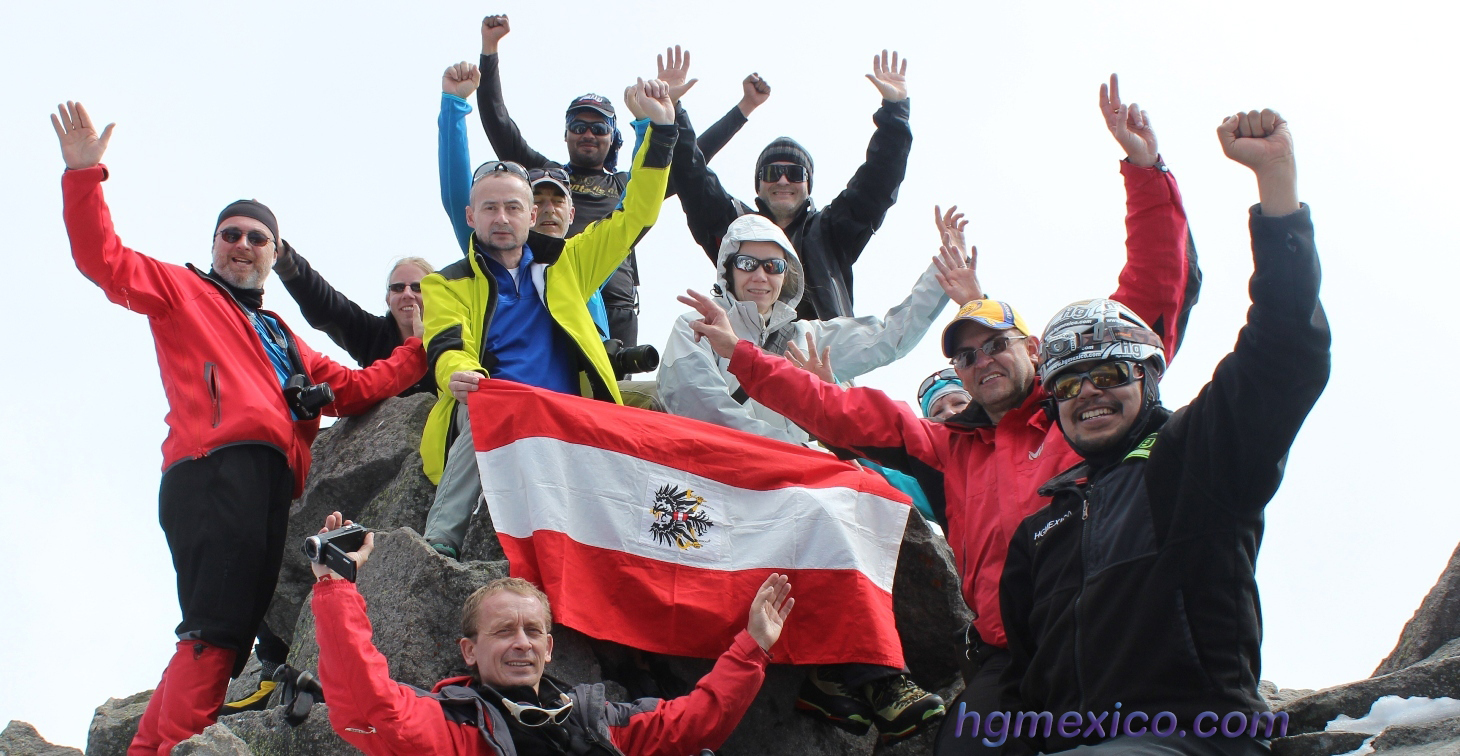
[732,254,787,275]
[216,227,273,248]
[759,164,809,183]
[950,335,1028,369]
[528,166,571,183]
[387,282,422,293]
[1050,360,1143,402]
[918,368,960,401]
[472,160,530,184]
[568,120,612,136]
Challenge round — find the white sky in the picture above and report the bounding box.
[3,0,1458,749]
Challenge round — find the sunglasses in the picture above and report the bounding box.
[568,120,612,136]
[528,166,571,183]
[1050,360,1143,402]
[216,227,273,248]
[759,164,809,183]
[387,282,422,293]
[731,254,787,275]
[472,160,530,184]
[950,335,1028,369]
[480,682,575,727]
[918,368,960,401]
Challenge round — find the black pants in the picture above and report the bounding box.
[159,444,292,674]
[935,646,1014,754]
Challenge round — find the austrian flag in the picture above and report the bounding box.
[467,382,910,668]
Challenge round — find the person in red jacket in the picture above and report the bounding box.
[50,101,428,756]
[672,74,1200,756]
[309,512,793,756]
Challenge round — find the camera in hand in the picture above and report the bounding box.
[604,339,659,375]
[284,374,334,420]
[303,523,367,582]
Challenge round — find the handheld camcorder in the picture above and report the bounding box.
[604,339,659,375]
[302,523,368,582]
[283,374,334,420]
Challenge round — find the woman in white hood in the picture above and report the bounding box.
[659,213,980,446]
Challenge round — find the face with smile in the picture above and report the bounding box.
[385,262,427,325]
[1053,360,1146,454]
[211,216,277,290]
[729,240,786,315]
[950,323,1040,421]
[459,591,554,691]
[564,110,612,169]
[466,174,536,255]
[756,161,809,220]
[532,184,575,238]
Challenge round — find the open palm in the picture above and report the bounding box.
[51,101,114,170]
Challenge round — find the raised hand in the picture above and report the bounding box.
[866,50,908,102]
[310,511,376,580]
[480,14,509,54]
[442,62,481,99]
[51,101,114,170]
[934,243,982,305]
[632,78,675,126]
[934,204,970,259]
[739,73,772,116]
[656,45,698,104]
[786,332,834,383]
[746,573,795,653]
[677,289,739,358]
[1218,109,1298,216]
[1099,74,1158,168]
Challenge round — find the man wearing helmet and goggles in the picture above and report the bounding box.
[994,107,1328,755]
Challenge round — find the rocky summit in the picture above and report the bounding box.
[6,396,1460,755]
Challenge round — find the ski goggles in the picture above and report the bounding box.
[568,120,613,136]
[731,254,788,275]
[216,227,273,247]
[472,160,530,184]
[950,335,1028,369]
[1049,360,1142,402]
[759,164,809,183]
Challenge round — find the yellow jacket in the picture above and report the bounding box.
[420,124,677,483]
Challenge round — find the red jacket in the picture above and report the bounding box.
[62,166,426,495]
[312,579,772,756]
[727,161,1198,649]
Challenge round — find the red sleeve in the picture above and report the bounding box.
[726,340,952,471]
[312,579,468,756]
[303,337,428,416]
[1109,161,1200,362]
[609,631,770,756]
[62,165,181,316]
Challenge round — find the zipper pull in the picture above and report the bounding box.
[1082,498,1089,521]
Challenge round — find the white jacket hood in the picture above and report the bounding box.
[713,214,805,337]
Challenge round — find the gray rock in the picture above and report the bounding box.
[265,394,436,647]
[1372,713,1460,751]
[1375,542,1460,677]
[1276,654,1460,736]
[1269,730,1371,756]
[219,705,354,755]
[460,498,507,562]
[171,723,251,755]
[893,512,974,688]
[1261,680,1317,710]
[357,448,437,534]
[85,690,150,756]
[0,721,83,756]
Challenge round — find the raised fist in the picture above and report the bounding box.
[442,62,481,99]
[481,14,509,54]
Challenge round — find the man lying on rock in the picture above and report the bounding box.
[309,513,794,755]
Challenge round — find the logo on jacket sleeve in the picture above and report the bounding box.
[1032,510,1073,543]
[649,484,715,550]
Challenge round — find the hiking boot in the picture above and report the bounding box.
[431,543,459,560]
[795,667,874,736]
[865,674,946,744]
[220,679,276,713]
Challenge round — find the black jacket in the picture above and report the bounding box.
[673,98,912,321]
[274,245,435,397]
[998,206,1330,752]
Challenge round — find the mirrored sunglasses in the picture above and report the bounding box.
[732,254,787,275]
[1050,360,1142,402]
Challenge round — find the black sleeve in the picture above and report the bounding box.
[274,243,395,368]
[475,53,553,170]
[1153,205,1330,512]
[996,523,1042,749]
[696,105,748,164]
[670,103,750,263]
[818,98,913,267]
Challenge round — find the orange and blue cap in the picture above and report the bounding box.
[940,299,1033,357]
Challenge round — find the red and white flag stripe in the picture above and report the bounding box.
[467,381,910,668]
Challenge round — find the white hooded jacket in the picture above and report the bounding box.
[658,214,950,445]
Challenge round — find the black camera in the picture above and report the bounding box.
[302,523,368,582]
[604,340,659,375]
[283,374,335,420]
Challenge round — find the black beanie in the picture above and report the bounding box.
[756,137,814,193]
[216,199,279,241]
